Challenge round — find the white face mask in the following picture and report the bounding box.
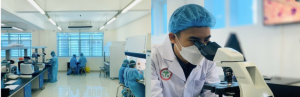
[174,35,204,65]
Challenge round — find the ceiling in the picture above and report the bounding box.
[1,0,151,31]
[47,12,118,23]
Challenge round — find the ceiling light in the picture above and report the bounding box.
[99,26,105,30]
[1,23,5,26]
[12,27,24,31]
[107,17,117,24]
[57,26,62,30]
[121,0,142,13]
[48,18,56,25]
[27,0,45,14]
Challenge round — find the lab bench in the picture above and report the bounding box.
[1,67,50,97]
[214,75,300,97]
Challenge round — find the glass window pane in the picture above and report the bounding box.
[56,32,103,57]
[204,0,226,29]
[230,0,254,26]
[1,33,32,57]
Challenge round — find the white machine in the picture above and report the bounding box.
[194,41,274,97]
[104,41,126,79]
[20,63,35,74]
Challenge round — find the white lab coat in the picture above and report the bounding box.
[151,37,220,97]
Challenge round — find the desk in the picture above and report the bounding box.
[1,67,49,97]
[265,77,300,97]
[215,75,300,97]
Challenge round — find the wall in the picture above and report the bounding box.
[115,14,151,41]
[280,24,300,78]
[104,30,116,45]
[152,0,300,78]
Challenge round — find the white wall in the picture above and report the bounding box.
[152,0,300,78]
[104,30,116,45]
[115,14,151,41]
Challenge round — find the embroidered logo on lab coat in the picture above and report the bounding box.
[160,68,172,80]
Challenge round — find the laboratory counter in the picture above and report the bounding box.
[211,75,300,97]
[1,66,50,97]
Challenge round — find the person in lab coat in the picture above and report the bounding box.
[49,51,58,83]
[127,60,145,97]
[151,4,220,97]
[119,59,129,85]
[67,54,78,75]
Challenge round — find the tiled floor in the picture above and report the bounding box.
[32,72,123,97]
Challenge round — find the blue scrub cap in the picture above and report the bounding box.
[128,60,136,68]
[123,59,129,64]
[80,53,84,56]
[73,54,76,57]
[51,51,55,55]
[169,4,215,34]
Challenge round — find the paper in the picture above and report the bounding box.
[5,80,17,84]
[5,85,19,90]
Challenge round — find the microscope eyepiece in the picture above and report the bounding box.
[193,40,221,61]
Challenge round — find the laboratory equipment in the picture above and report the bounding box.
[20,63,39,74]
[194,40,274,97]
[104,41,126,79]
[223,33,245,81]
[125,33,151,57]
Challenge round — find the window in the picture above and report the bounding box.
[1,33,32,57]
[204,0,226,29]
[204,0,255,27]
[57,32,103,57]
[151,0,167,36]
[230,0,254,26]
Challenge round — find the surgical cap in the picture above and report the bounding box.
[128,60,136,68]
[123,59,129,64]
[51,51,55,55]
[80,53,84,56]
[169,4,216,34]
[73,54,76,57]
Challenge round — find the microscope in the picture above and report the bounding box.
[194,40,274,97]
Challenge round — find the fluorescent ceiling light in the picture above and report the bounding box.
[28,0,45,14]
[48,18,56,25]
[121,0,142,13]
[1,23,5,26]
[12,27,24,31]
[107,17,116,24]
[99,26,105,30]
[57,26,62,30]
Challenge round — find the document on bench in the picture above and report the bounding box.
[5,85,19,90]
[5,80,17,84]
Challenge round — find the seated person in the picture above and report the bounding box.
[67,54,78,75]
[77,53,87,73]
[119,59,129,85]
[127,60,145,97]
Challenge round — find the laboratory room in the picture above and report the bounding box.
[151,0,300,97]
[1,0,151,97]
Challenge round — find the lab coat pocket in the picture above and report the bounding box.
[192,79,205,97]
